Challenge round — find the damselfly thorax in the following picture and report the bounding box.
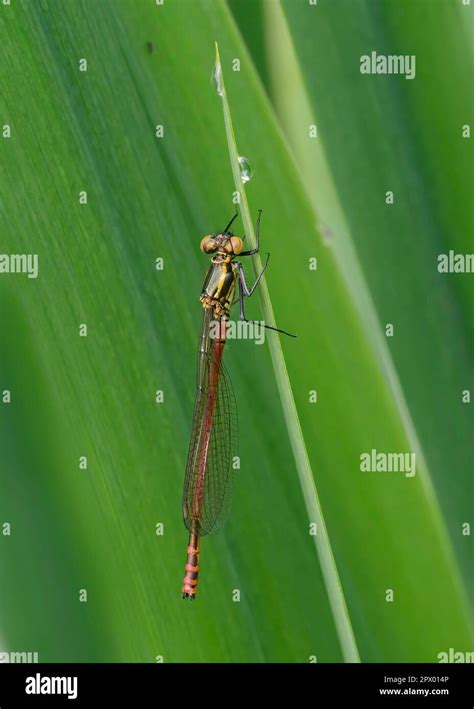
[200,256,238,319]
[181,211,294,600]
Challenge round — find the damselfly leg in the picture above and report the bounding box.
[236,254,270,298]
[236,212,296,337]
[237,273,296,338]
[223,212,238,234]
[240,208,262,256]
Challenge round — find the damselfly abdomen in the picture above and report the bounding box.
[181,212,294,599]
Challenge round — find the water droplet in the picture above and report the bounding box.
[238,156,253,183]
[211,62,224,97]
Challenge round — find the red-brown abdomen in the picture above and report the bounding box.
[182,530,200,599]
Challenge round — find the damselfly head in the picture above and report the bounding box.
[200,234,243,256]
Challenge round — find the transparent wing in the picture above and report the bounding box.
[182,309,238,536]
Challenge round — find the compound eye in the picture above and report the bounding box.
[200,236,217,254]
[230,236,243,255]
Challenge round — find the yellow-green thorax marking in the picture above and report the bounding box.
[199,232,243,319]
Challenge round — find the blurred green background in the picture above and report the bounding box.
[0,0,472,662]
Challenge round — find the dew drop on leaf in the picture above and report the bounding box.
[238,156,253,183]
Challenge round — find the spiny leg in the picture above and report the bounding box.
[236,254,270,297]
[240,208,262,257]
[223,212,238,234]
[237,267,296,338]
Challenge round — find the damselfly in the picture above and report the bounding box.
[181,210,295,599]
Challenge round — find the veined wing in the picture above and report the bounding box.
[182,308,238,536]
